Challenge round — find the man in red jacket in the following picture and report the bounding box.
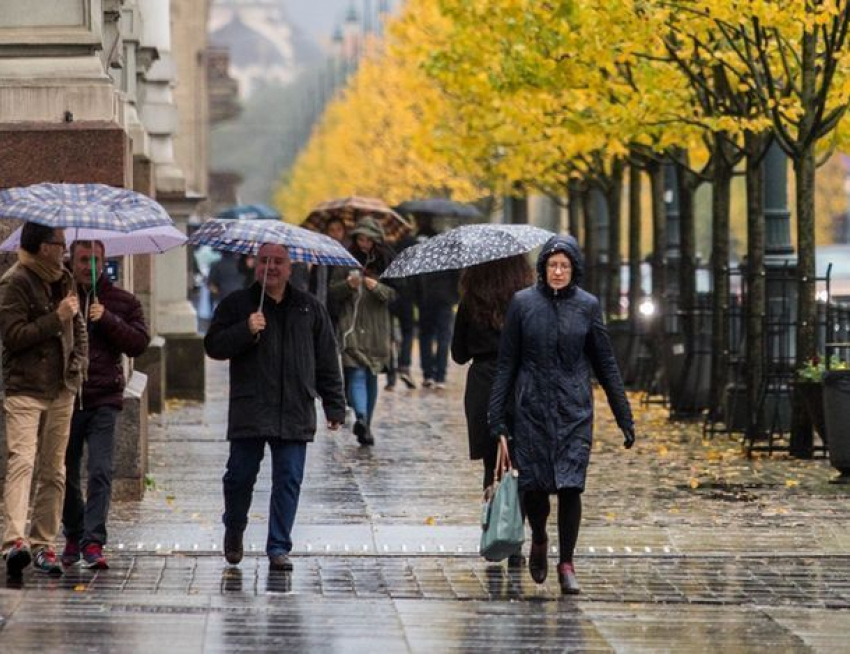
[61,240,150,569]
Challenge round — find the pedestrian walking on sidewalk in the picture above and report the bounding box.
[0,222,88,578]
[451,255,533,490]
[488,235,635,595]
[205,243,345,572]
[61,240,150,570]
[328,217,396,446]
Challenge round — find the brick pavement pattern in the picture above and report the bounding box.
[0,357,849,651]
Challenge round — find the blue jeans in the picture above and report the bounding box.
[344,366,378,425]
[63,406,119,546]
[419,302,454,383]
[222,439,307,556]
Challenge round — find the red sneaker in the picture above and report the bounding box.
[82,542,109,570]
[62,537,81,567]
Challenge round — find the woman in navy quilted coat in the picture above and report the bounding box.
[488,235,635,594]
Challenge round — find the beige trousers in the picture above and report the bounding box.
[2,390,75,551]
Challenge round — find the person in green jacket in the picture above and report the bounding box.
[329,217,396,446]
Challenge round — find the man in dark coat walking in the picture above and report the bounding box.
[204,243,345,571]
[61,240,150,570]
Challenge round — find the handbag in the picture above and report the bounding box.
[479,438,524,562]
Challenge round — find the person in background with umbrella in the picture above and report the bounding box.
[416,217,459,390]
[0,222,88,577]
[60,239,150,570]
[329,216,396,446]
[204,243,346,572]
[488,235,636,595]
[208,251,249,310]
[450,254,533,566]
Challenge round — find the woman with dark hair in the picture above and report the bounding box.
[488,235,635,595]
[451,255,534,493]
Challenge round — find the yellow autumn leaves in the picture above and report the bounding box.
[275,0,850,224]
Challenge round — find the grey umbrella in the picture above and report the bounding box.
[381,223,556,278]
[395,198,484,220]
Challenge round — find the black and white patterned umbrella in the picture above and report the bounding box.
[381,223,556,278]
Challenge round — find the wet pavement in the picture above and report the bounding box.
[1,357,849,651]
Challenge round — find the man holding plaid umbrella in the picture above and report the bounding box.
[0,222,88,577]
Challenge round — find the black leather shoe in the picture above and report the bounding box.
[528,539,548,584]
[269,553,293,572]
[354,420,374,446]
[224,528,243,565]
[557,562,581,595]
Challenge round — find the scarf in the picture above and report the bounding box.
[18,248,64,283]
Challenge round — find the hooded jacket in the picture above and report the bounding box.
[488,235,633,492]
[328,216,397,373]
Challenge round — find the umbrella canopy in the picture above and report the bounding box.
[0,224,186,257]
[302,196,412,243]
[215,203,281,220]
[381,223,556,278]
[0,183,172,231]
[395,198,484,220]
[187,218,359,266]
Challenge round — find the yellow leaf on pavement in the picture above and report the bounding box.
[689,478,700,489]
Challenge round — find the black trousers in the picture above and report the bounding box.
[63,406,119,546]
[523,488,582,564]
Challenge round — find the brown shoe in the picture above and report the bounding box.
[528,539,549,584]
[269,553,293,572]
[557,562,581,595]
[224,528,243,565]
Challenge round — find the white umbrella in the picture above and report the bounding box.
[0,224,186,257]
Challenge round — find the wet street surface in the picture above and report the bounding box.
[1,358,849,651]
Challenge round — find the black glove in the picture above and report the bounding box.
[622,427,636,450]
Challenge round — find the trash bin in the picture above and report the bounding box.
[823,370,850,484]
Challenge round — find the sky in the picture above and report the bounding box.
[284,0,394,45]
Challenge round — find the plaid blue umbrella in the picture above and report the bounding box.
[187,218,359,266]
[381,223,556,278]
[0,183,173,232]
[215,203,280,220]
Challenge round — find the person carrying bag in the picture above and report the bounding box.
[480,436,524,562]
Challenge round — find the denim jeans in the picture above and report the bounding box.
[344,366,378,424]
[222,438,307,556]
[419,302,454,383]
[63,405,120,547]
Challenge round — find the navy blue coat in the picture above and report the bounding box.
[488,235,633,493]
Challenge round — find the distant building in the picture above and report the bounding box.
[209,0,322,99]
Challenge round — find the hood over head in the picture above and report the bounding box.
[536,234,583,290]
[350,215,385,244]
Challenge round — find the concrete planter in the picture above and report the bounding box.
[823,370,850,484]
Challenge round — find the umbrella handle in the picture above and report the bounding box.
[258,259,269,313]
[90,254,97,302]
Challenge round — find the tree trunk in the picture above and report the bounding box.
[745,133,766,439]
[675,154,698,349]
[582,185,596,295]
[790,145,818,455]
[628,162,643,325]
[648,161,667,317]
[710,144,733,417]
[567,178,582,240]
[606,159,625,318]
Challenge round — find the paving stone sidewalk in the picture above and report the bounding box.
[0,357,848,652]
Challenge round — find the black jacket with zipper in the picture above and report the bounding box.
[204,282,346,441]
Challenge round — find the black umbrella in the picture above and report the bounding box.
[395,199,484,220]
